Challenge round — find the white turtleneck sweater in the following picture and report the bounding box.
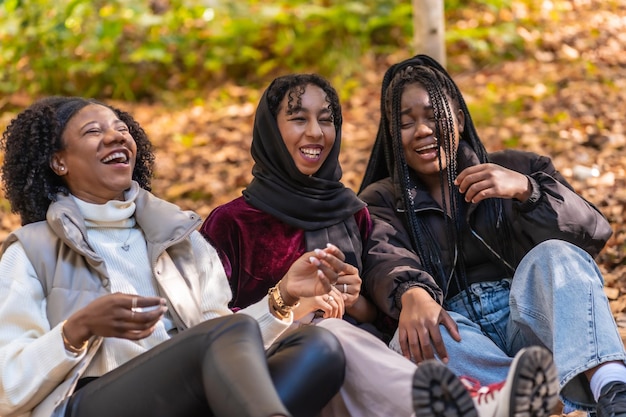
[0,186,291,416]
[72,190,176,377]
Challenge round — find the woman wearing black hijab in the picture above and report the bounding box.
[201,73,374,324]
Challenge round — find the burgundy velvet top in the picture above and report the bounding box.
[200,196,372,310]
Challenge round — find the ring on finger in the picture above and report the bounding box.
[327,295,334,303]
[343,283,348,293]
[131,296,138,318]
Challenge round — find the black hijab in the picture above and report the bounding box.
[243,77,366,269]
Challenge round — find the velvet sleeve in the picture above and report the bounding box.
[199,202,246,310]
[355,207,373,245]
[199,198,307,310]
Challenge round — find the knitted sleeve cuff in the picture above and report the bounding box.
[516,175,541,212]
[394,282,439,310]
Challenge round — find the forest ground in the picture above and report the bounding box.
[0,1,625,414]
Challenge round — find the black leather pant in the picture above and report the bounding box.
[66,314,345,417]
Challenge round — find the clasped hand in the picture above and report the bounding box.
[293,259,361,320]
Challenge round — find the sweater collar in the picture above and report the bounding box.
[72,182,138,228]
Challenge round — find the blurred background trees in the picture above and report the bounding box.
[412,0,446,67]
[0,0,547,106]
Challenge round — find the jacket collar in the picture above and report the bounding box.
[46,183,201,257]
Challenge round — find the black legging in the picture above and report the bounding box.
[65,314,345,417]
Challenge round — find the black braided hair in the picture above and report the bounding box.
[0,96,155,225]
[360,55,490,190]
[360,54,515,299]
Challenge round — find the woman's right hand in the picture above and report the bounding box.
[62,293,167,348]
[279,243,348,306]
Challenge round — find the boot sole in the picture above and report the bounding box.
[412,360,478,417]
[507,346,560,417]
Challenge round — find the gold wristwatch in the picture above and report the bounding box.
[268,282,299,319]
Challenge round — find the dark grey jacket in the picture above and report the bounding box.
[359,144,613,323]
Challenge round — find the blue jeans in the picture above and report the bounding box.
[389,239,626,411]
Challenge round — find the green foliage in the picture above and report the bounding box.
[446,22,527,65]
[0,0,412,102]
[445,0,582,72]
[0,0,556,103]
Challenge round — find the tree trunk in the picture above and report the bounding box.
[412,0,446,67]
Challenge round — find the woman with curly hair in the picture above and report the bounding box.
[358,54,625,416]
[0,96,348,417]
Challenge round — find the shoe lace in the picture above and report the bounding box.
[459,376,505,405]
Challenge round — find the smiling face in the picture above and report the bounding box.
[50,104,137,203]
[276,84,336,176]
[399,82,464,186]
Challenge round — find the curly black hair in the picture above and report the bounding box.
[265,73,342,131]
[0,96,155,226]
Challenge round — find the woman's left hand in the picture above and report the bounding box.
[334,266,361,308]
[292,287,345,320]
[455,163,531,204]
[322,286,345,318]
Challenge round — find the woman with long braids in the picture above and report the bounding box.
[358,54,626,417]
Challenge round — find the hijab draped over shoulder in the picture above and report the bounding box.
[243,87,366,269]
